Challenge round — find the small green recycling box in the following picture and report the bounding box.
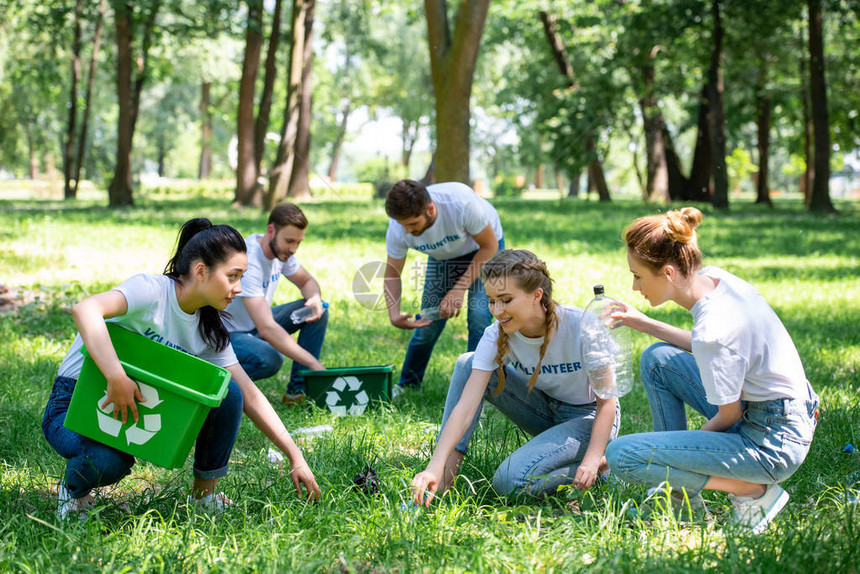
[64,323,232,469]
[302,365,395,416]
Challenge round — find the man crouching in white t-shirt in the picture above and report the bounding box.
[382,179,504,396]
[223,203,327,404]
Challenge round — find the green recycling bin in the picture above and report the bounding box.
[302,365,395,416]
[63,323,232,469]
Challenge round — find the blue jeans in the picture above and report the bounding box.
[605,342,818,495]
[230,299,328,394]
[399,238,504,388]
[42,375,244,500]
[439,352,620,496]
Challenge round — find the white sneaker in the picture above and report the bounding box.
[391,385,406,400]
[189,492,233,514]
[730,483,789,534]
[57,485,94,521]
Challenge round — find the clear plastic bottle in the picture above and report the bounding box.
[290,301,329,324]
[579,285,634,399]
[415,307,441,321]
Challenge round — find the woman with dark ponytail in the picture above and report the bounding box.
[43,218,321,520]
[605,207,818,534]
[411,249,620,505]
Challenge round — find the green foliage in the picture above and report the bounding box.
[353,156,407,198]
[1,190,859,570]
[491,174,526,198]
[725,147,759,193]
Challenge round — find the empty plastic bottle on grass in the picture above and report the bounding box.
[580,285,634,399]
[290,301,328,324]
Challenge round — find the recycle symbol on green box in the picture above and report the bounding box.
[95,382,163,445]
[325,376,369,416]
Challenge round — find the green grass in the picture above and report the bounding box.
[1,186,859,572]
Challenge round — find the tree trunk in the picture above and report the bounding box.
[420,153,436,185]
[108,0,159,207]
[157,134,166,178]
[755,60,773,207]
[108,0,135,207]
[327,100,350,182]
[630,138,645,199]
[26,122,37,180]
[662,127,689,201]
[638,57,670,202]
[267,0,313,209]
[567,170,579,198]
[73,0,105,197]
[799,47,813,203]
[285,0,316,200]
[234,0,264,207]
[401,119,418,168]
[807,0,836,213]
[199,82,213,179]
[705,0,729,210]
[686,83,713,201]
[554,165,565,196]
[254,0,283,176]
[586,134,611,202]
[540,10,611,201]
[425,0,490,184]
[64,0,83,200]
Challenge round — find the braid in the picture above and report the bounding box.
[527,296,558,392]
[492,323,511,394]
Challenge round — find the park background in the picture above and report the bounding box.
[2,0,859,572]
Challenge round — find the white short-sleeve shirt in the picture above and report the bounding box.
[690,266,810,405]
[385,182,503,261]
[472,305,596,404]
[58,274,238,379]
[223,233,301,333]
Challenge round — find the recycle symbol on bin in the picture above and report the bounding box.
[325,376,369,417]
[95,382,162,445]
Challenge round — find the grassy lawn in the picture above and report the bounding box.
[1,186,858,572]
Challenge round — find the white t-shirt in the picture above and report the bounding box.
[223,233,301,333]
[690,266,809,405]
[58,274,238,379]
[385,182,503,261]
[472,305,596,405]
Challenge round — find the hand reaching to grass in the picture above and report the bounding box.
[289,464,321,501]
[410,470,439,507]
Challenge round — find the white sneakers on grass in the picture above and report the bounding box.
[189,491,233,514]
[730,483,789,535]
[57,485,94,521]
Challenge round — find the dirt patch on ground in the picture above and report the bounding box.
[0,284,45,314]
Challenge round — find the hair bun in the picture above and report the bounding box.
[664,207,701,244]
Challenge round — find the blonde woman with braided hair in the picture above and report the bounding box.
[411,250,620,506]
[604,207,818,534]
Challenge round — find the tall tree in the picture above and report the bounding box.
[234,0,264,207]
[63,0,84,199]
[253,0,284,176]
[704,0,729,209]
[285,0,316,200]
[424,0,491,184]
[539,10,610,202]
[807,0,836,213]
[267,0,315,208]
[108,0,161,208]
[72,0,107,198]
